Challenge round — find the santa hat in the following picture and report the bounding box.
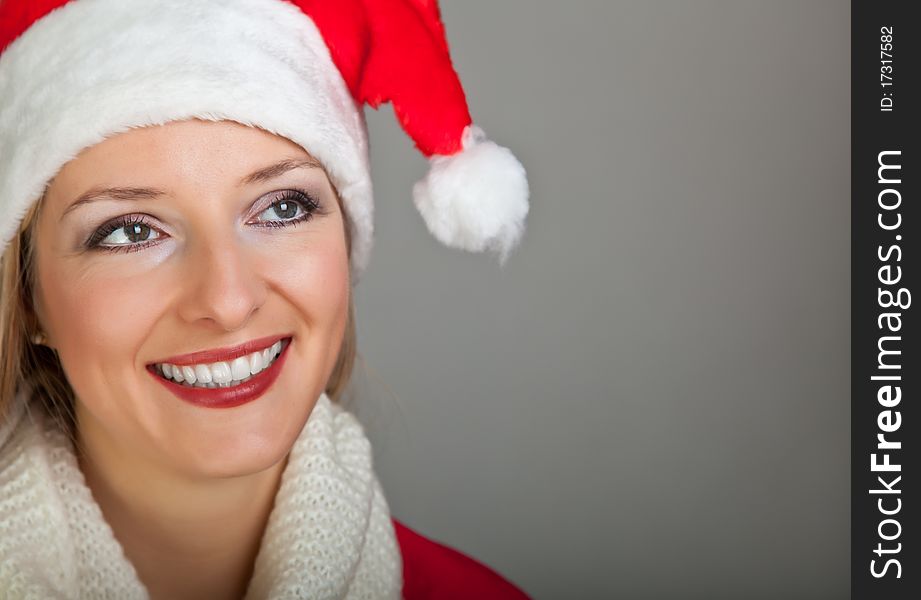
[0,0,529,278]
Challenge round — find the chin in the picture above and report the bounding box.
[157,389,321,480]
[187,443,291,479]
[169,423,298,479]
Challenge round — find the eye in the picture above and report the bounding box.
[85,189,324,254]
[87,215,164,253]
[250,189,321,228]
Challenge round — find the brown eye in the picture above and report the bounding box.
[124,222,153,243]
[100,221,157,245]
[87,215,164,252]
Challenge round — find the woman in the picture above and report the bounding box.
[0,0,529,598]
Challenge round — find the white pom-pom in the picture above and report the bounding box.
[413,125,529,264]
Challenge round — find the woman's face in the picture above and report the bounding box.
[31,119,350,479]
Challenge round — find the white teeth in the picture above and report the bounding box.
[211,361,232,385]
[194,364,212,384]
[155,339,287,388]
[249,351,264,376]
[181,366,197,385]
[230,356,251,381]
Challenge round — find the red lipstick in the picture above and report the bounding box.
[150,333,290,366]
[147,336,292,409]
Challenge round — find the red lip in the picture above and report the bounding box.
[147,337,292,409]
[149,333,291,367]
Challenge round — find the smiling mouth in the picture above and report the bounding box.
[152,337,291,389]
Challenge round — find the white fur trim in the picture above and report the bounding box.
[0,0,374,278]
[413,125,529,264]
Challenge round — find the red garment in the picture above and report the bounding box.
[392,519,530,599]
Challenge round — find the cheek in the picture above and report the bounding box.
[262,224,350,389]
[270,226,350,333]
[37,258,159,387]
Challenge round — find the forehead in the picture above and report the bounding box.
[45,119,311,203]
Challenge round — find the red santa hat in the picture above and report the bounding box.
[0,0,529,277]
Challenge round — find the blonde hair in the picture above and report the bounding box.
[0,187,357,433]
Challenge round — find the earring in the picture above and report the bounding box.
[31,331,46,345]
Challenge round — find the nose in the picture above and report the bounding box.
[176,229,268,331]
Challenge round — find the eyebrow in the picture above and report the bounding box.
[240,157,323,185]
[60,187,165,220]
[60,157,324,220]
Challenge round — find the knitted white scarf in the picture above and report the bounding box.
[0,385,402,599]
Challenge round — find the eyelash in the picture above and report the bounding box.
[85,189,323,254]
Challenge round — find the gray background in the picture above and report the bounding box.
[346,1,850,598]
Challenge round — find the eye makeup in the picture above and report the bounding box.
[81,188,326,254]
